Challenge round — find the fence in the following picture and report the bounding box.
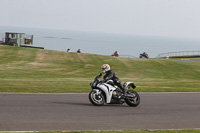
[156,51,200,58]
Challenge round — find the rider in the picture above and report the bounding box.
[101,64,125,94]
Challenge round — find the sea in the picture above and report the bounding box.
[0,26,200,58]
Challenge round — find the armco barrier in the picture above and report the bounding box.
[156,51,200,58]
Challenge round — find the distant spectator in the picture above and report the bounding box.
[77,49,81,53]
[67,48,71,52]
[111,51,119,57]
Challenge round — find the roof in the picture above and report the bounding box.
[5,32,25,34]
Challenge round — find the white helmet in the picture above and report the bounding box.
[101,64,110,73]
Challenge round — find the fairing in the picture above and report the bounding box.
[97,83,116,103]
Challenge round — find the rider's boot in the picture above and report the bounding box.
[122,89,127,97]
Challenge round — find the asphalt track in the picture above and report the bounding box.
[0,92,200,131]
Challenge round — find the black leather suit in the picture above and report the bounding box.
[103,70,124,90]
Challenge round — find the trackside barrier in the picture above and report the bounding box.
[156,51,200,58]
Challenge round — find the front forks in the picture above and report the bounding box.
[93,89,101,98]
[94,89,101,95]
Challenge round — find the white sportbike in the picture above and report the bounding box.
[89,74,140,106]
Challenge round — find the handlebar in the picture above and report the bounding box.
[95,73,102,79]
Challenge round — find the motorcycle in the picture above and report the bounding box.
[89,74,140,106]
[139,52,149,59]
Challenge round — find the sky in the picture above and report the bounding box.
[1,0,200,39]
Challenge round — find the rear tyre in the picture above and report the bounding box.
[89,90,105,106]
[125,90,140,107]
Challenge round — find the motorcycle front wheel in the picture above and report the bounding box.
[125,90,140,107]
[89,90,105,106]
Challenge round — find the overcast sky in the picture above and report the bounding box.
[1,0,200,39]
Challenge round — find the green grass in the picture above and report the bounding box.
[0,45,200,93]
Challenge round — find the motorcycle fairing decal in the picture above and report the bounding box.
[104,84,111,96]
[98,84,111,95]
[97,83,115,103]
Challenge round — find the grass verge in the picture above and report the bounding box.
[0,45,200,93]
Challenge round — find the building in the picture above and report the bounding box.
[4,32,33,46]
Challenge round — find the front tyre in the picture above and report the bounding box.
[125,90,140,107]
[89,90,105,106]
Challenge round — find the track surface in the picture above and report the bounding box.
[0,92,200,131]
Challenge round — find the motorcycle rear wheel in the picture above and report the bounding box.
[89,90,105,106]
[125,90,140,107]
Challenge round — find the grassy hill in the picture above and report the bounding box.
[0,45,200,93]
